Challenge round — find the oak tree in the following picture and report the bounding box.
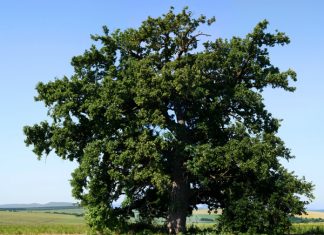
[24,7,313,234]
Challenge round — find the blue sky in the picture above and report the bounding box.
[0,1,323,209]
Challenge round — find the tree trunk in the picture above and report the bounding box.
[167,165,189,234]
[168,106,189,234]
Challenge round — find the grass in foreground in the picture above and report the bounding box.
[0,224,86,234]
[290,223,324,235]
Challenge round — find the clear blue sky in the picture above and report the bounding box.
[0,1,323,209]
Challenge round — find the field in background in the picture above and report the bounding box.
[0,211,84,224]
[1,208,324,234]
[0,210,86,234]
[300,211,324,219]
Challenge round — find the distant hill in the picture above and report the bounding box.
[0,202,76,209]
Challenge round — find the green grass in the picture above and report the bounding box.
[0,224,86,234]
[291,223,324,234]
[0,211,84,225]
[0,211,86,234]
[2,210,324,234]
[187,214,219,224]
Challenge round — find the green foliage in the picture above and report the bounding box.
[24,7,313,234]
[291,217,324,223]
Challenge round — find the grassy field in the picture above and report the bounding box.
[0,211,86,234]
[0,211,84,225]
[1,209,324,234]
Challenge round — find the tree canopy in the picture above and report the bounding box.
[24,7,313,234]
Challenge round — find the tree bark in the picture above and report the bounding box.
[167,160,189,234]
[167,105,189,234]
